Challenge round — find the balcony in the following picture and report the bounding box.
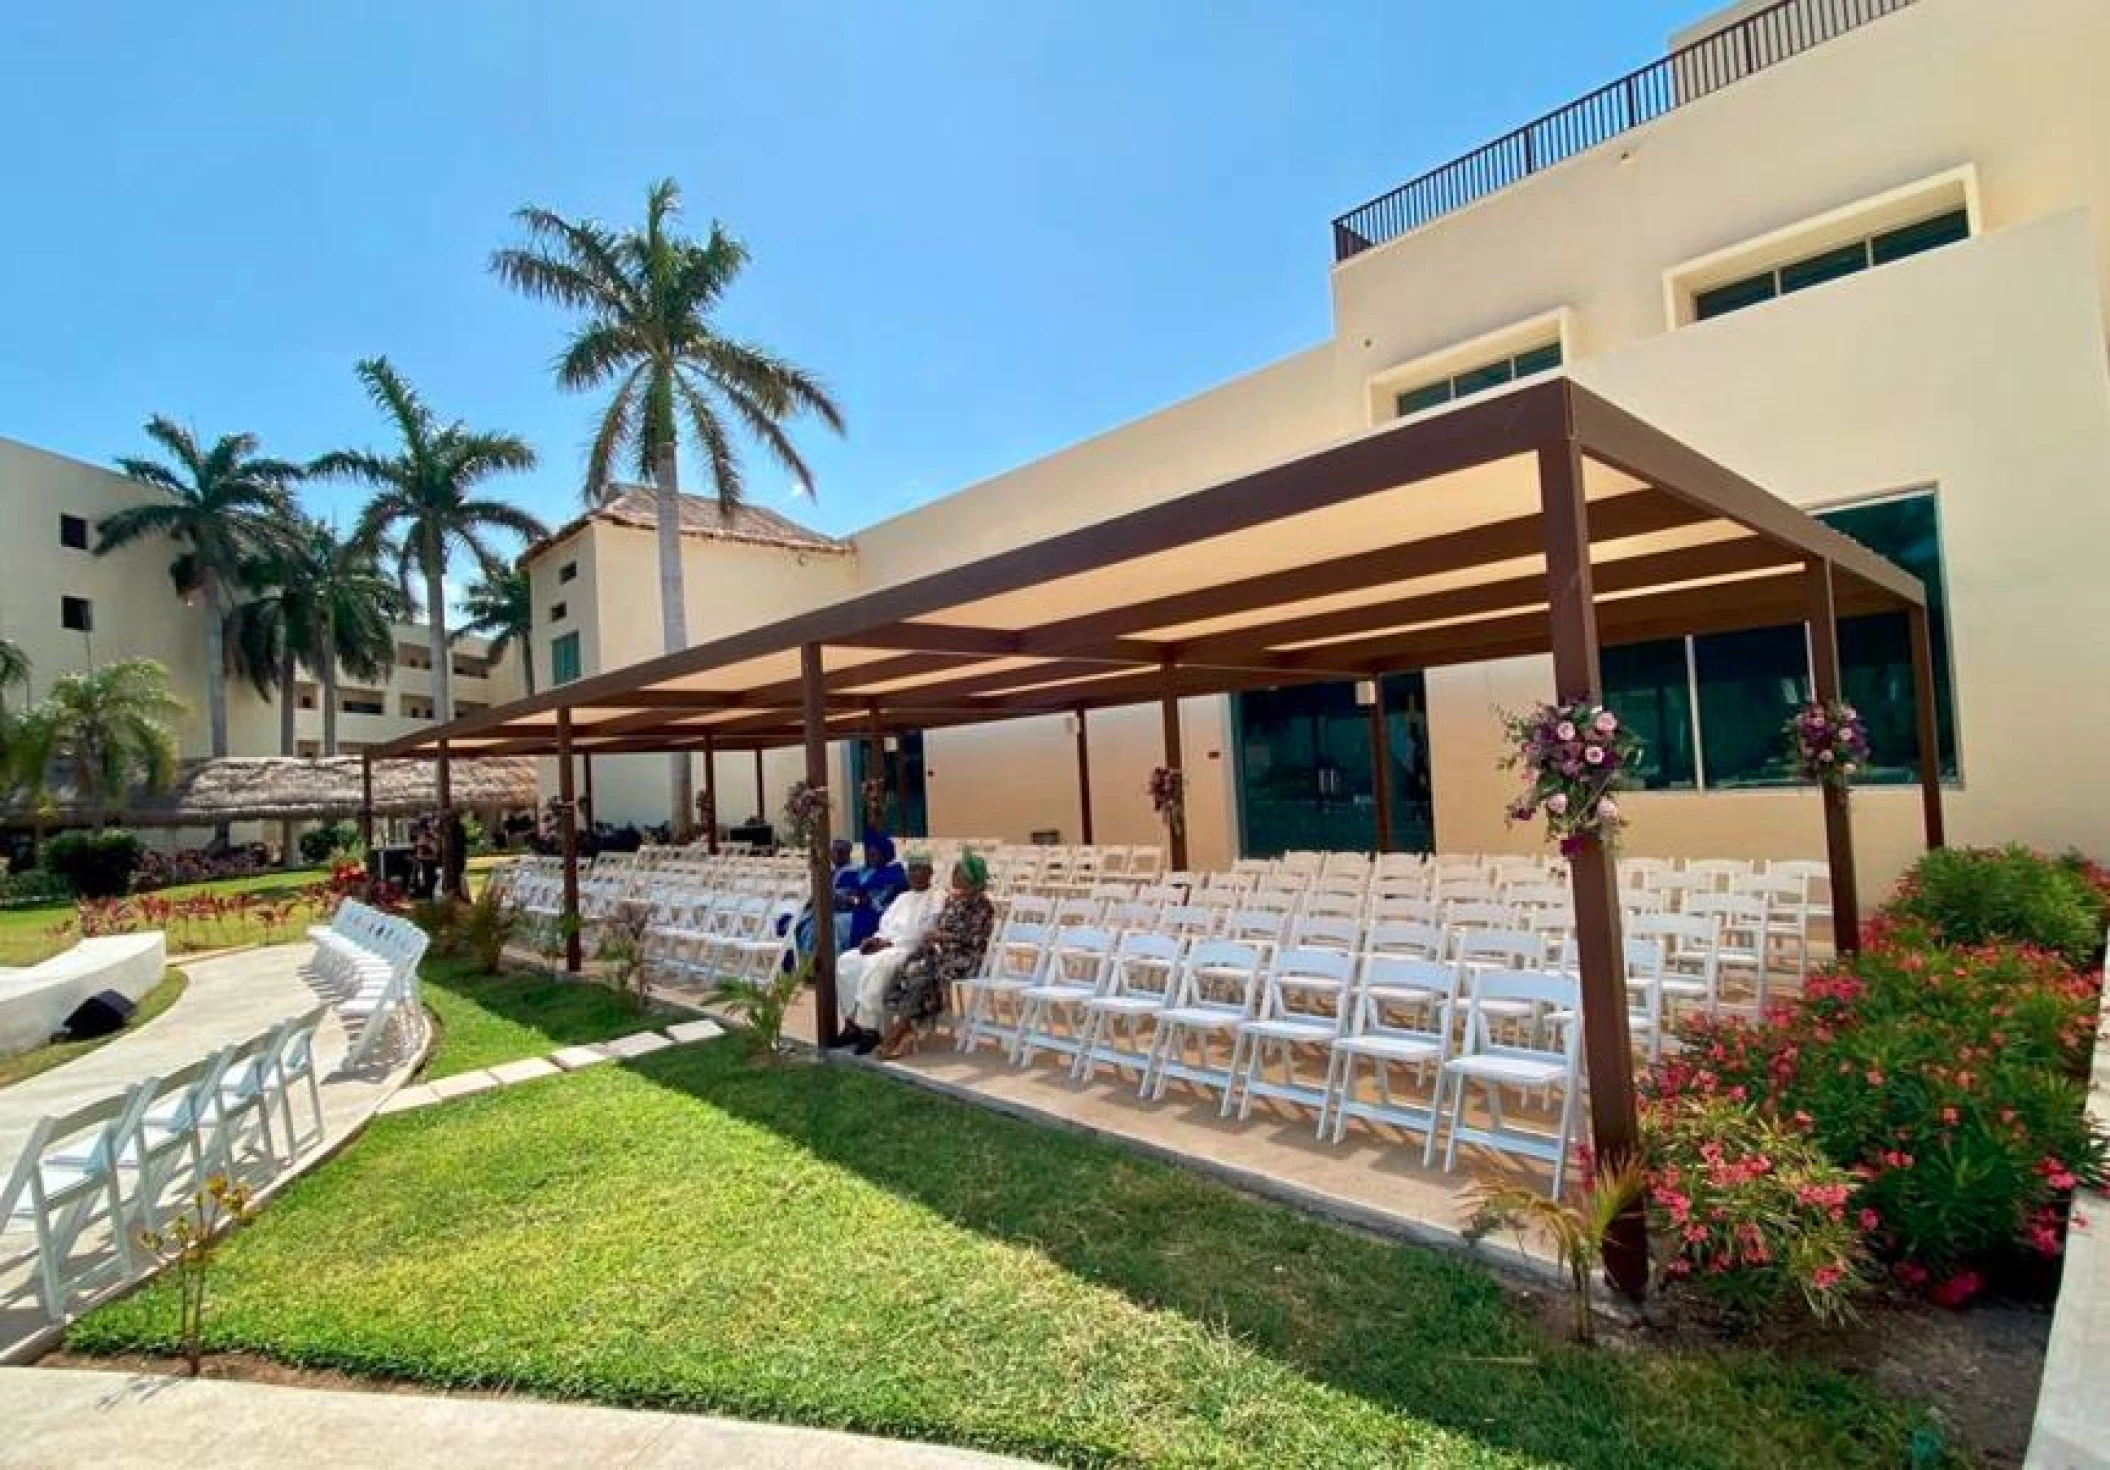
[1331,0,1917,263]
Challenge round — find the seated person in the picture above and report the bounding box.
[829,852,944,1052]
[792,838,861,959]
[874,851,997,1061]
[842,830,907,950]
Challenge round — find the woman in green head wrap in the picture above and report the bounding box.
[877,848,996,1059]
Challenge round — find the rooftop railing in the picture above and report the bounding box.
[1331,0,1919,263]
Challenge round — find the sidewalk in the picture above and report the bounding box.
[0,1367,1041,1469]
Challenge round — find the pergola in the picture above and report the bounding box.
[369,377,1945,1289]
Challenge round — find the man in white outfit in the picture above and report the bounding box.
[832,853,945,1051]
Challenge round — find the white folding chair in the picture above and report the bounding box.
[1433,969,1585,1196]
[1069,933,1182,1085]
[1011,926,1114,1066]
[1226,946,1353,1121]
[3,1081,157,1321]
[953,920,1051,1055]
[1322,955,1460,1145]
[1140,940,1262,1105]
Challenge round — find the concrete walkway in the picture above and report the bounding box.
[0,1368,1040,1469]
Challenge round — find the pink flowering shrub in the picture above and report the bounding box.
[1642,1094,1870,1323]
[1648,930,2107,1295]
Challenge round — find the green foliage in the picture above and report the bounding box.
[592,900,653,1011]
[416,957,664,1079]
[41,829,145,899]
[71,1044,1960,1467]
[707,950,811,1059]
[455,886,519,975]
[137,1173,255,1376]
[299,820,364,866]
[1642,1095,1871,1324]
[1883,844,2108,968]
[11,659,184,820]
[1466,1160,1645,1344]
[455,567,535,696]
[0,867,74,909]
[409,897,465,956]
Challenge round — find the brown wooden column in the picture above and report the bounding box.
[556,711,582,973]
[701,733,720,854]
[1539,433,1647,1298]
[1907,603,1946,850]
[753,748,766,829]
[1366,678,1393,853]
[802,643,840,1048]
[1806,559,1862,954]
[1073,708,1095,844]
[1158,663,1189,870]
[358,752,375,852]
[581,752,595,831]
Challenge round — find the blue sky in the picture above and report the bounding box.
[1,0,1697,545]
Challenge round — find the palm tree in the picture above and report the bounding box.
[491,177,844,827]
[12,659,184,826]
[99,418,300,757]
[455,565,535,696]
[234,520,406,755]
[0,637,28,720]
[311,358,545,725]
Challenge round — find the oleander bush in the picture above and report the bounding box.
[1882,844,2108,969]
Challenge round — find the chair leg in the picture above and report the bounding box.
[1220,1032,1248,1119]
[1441,1076,1469,1174]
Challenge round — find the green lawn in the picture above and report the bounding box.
[71,1040,1958,1468]
[0,868,332,966]
[418,958,677,1078]
[0,969,189,1089]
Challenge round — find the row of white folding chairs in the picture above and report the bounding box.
[308,900,429,1069]
[0,1004,330,1324]
[957,929,1592,1195]
[641,889,804,988]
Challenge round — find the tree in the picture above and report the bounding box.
[310,358,545,725]
[455,565,536,696]
[0,637,28,720]
[0,638,30,809]
[234,519,406,756]
[491,177,844,828]
[100,419,301,757]
[12,659,184,826]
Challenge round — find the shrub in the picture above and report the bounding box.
[1882,845,2107,968]
[1467,1161,1646,1344]
[409,898,464,956]
[0,867,74,908]
[41,829,145,899]
[1642,1094,1871,1324]
[456,885,519,973]
[298,821,363,866]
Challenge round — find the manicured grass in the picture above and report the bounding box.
[0,868,331,966]
[71,1041,1957,1468]
[0,969,189,1089]
[418,958,674,1079]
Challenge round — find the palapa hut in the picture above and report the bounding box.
[5,756,539,830]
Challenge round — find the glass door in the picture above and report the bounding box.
[846,730,929,839]
[1233,674,1432,858]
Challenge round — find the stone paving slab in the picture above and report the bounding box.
[488,1057,562,1086]
[428,1070,503,1100]
[665,1018,726,1044]
[0,1367,1040,1469]
[550,1045,614,1071]
[375,1085,442,1115]
[599,1031,674,1060]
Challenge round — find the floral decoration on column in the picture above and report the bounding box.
[1499,700,1642,856]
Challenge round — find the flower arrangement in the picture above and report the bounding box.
[860,775,888,827]
[1147,766,1185,835]
[781,781,830,853]
[1498,700,1641,857]
[1786,699,1869,791]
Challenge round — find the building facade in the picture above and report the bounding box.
[524,0,2110,893]
[0,435,524,771]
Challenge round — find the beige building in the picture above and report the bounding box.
[522,0,2110,893]
[0,435,524,796]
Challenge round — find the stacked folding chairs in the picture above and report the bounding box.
[951,850,1832,1196]
[309,899,431,1069]
[0,1004,331,1325]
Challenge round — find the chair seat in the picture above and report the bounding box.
[1333,1033,1443,1064]
[1238,1017,1334,1043]
[1157,1006,1243,1030]
[1019,983,1095,1004]
[1365,984,1439,1006]
[958,976,1032,995]
[15,1161,103,1208]
[1081,996,1162,1016]
[1443,1054,1568,1088]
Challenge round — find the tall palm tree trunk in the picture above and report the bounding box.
[322,648,340,755]
[653,440,693,838]
[424,530,454,725]
[279,644,300,869]
[202,578,229,758]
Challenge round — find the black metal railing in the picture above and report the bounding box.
[1331,0,1919,262]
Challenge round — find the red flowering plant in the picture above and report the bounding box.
[1785,699,1869,792]
[1641,1094,1871,1324]
[1498,700,1641,857]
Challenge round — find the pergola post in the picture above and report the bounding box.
[1073,708,1095,844]
[802,643,840,1048]
[1158,662,1189,870]
[1907,604,1946,850]
[556,711,582,973]
[702,733,720,854]
[1365,677,1393,854]
[358,752,375,853]
[435,739,460,900]
[1538,434,1648,1298]
[864,702,887,833]
[753,748,767,832]
[582,752,595,832]
[1805,560,1862,954]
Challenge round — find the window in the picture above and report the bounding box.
[1394,340,1562,418]
[451,654,488,679]
[296,740,320,758]
[59,514,89,550]
[548,601,568,623]
[1694,208,1969,321]
[1597,491,1957,788]
[341,690,385,716]
[558,561,578,584]
[401,694,434,720]
[551,632,581,686]
[296,684,318,711]
[61,596,92,632]
[398,643,431,670]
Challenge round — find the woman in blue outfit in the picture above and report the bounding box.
[844,830,908,948]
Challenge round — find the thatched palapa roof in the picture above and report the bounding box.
[521,486,850,562]
[12,756,541,828]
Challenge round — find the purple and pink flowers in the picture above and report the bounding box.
[1786,698,1870,792]
[1498,699,1643,856]
[1147,766,1186,835]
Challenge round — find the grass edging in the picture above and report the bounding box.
[0,969,191,1091]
